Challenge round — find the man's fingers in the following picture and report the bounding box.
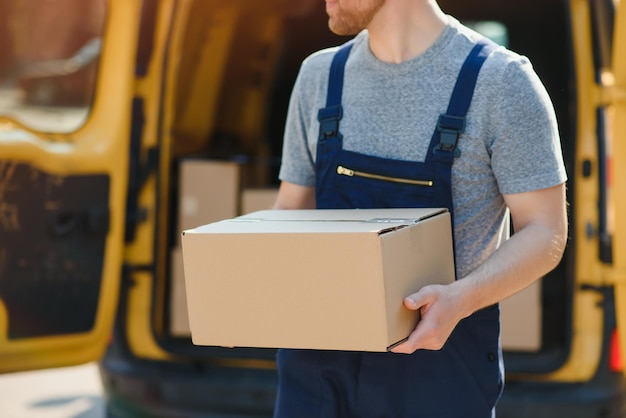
[392,285,453,353]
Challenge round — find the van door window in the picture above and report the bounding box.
[0,0,105,133]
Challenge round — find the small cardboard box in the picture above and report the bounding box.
[169,247,191,336]
[181,208,455,352]
[500,280,542,351]
[240,188,278,214]
[177,159,240,235]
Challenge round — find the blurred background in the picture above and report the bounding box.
[0,0,104,132]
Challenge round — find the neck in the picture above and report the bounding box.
[367,0,448,63]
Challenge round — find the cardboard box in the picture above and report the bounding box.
[181,208,455,352]
[178,160,240,235]
[240,188,278,214]
[169,247,191,336]
[500,280,542,351]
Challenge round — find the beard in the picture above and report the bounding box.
[327,0,386,36]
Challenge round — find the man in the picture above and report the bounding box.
[272,0,568,416]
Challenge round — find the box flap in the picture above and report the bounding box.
[238,208,447,222]
[183,208,448,235]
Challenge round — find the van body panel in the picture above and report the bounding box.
[0,0,142,373]
[610,2,626,378]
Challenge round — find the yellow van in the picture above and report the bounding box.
[0,0,625,416]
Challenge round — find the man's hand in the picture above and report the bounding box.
[390,282,468,354]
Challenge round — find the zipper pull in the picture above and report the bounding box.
[337,166,354,176]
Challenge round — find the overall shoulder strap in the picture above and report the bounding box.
[432,38,497,159]
[317,40,354,140]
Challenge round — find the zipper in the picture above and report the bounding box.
[336,165,433,187]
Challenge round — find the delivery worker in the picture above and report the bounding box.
[272,0,568,416]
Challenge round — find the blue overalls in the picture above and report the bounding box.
[274,39,503,418]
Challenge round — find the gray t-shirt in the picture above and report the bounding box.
[278,17,567,277]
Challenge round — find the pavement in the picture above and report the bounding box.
[0,362,104,418]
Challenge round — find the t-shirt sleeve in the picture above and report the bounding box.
[277,58,318,188]
[488,56,567,194]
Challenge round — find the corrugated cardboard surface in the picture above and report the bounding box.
[177,160,240,233]
[241,188,278,214]
[181,208,455,352]
[169,247,191,336]
[379,215,456,346]
[500,280,542,351]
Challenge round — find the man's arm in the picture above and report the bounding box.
[391,182,568,354]
[273,181,316,210]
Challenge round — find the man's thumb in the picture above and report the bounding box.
[403,295,419,310]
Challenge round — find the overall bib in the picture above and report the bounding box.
[274,39,503,418]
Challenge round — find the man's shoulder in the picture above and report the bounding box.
[449,18,532,78]
[480,45,539,94]
[302,46,337,70]
[299,32,366,76]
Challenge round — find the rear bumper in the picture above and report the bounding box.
[99,340,626,418]
[101,358,626,418]
[99,354,277,418]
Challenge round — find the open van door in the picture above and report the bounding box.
[610,1,626,375]
[0,0,143,373]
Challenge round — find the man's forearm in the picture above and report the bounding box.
[392,184,568,353]
[452,219,567,320]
